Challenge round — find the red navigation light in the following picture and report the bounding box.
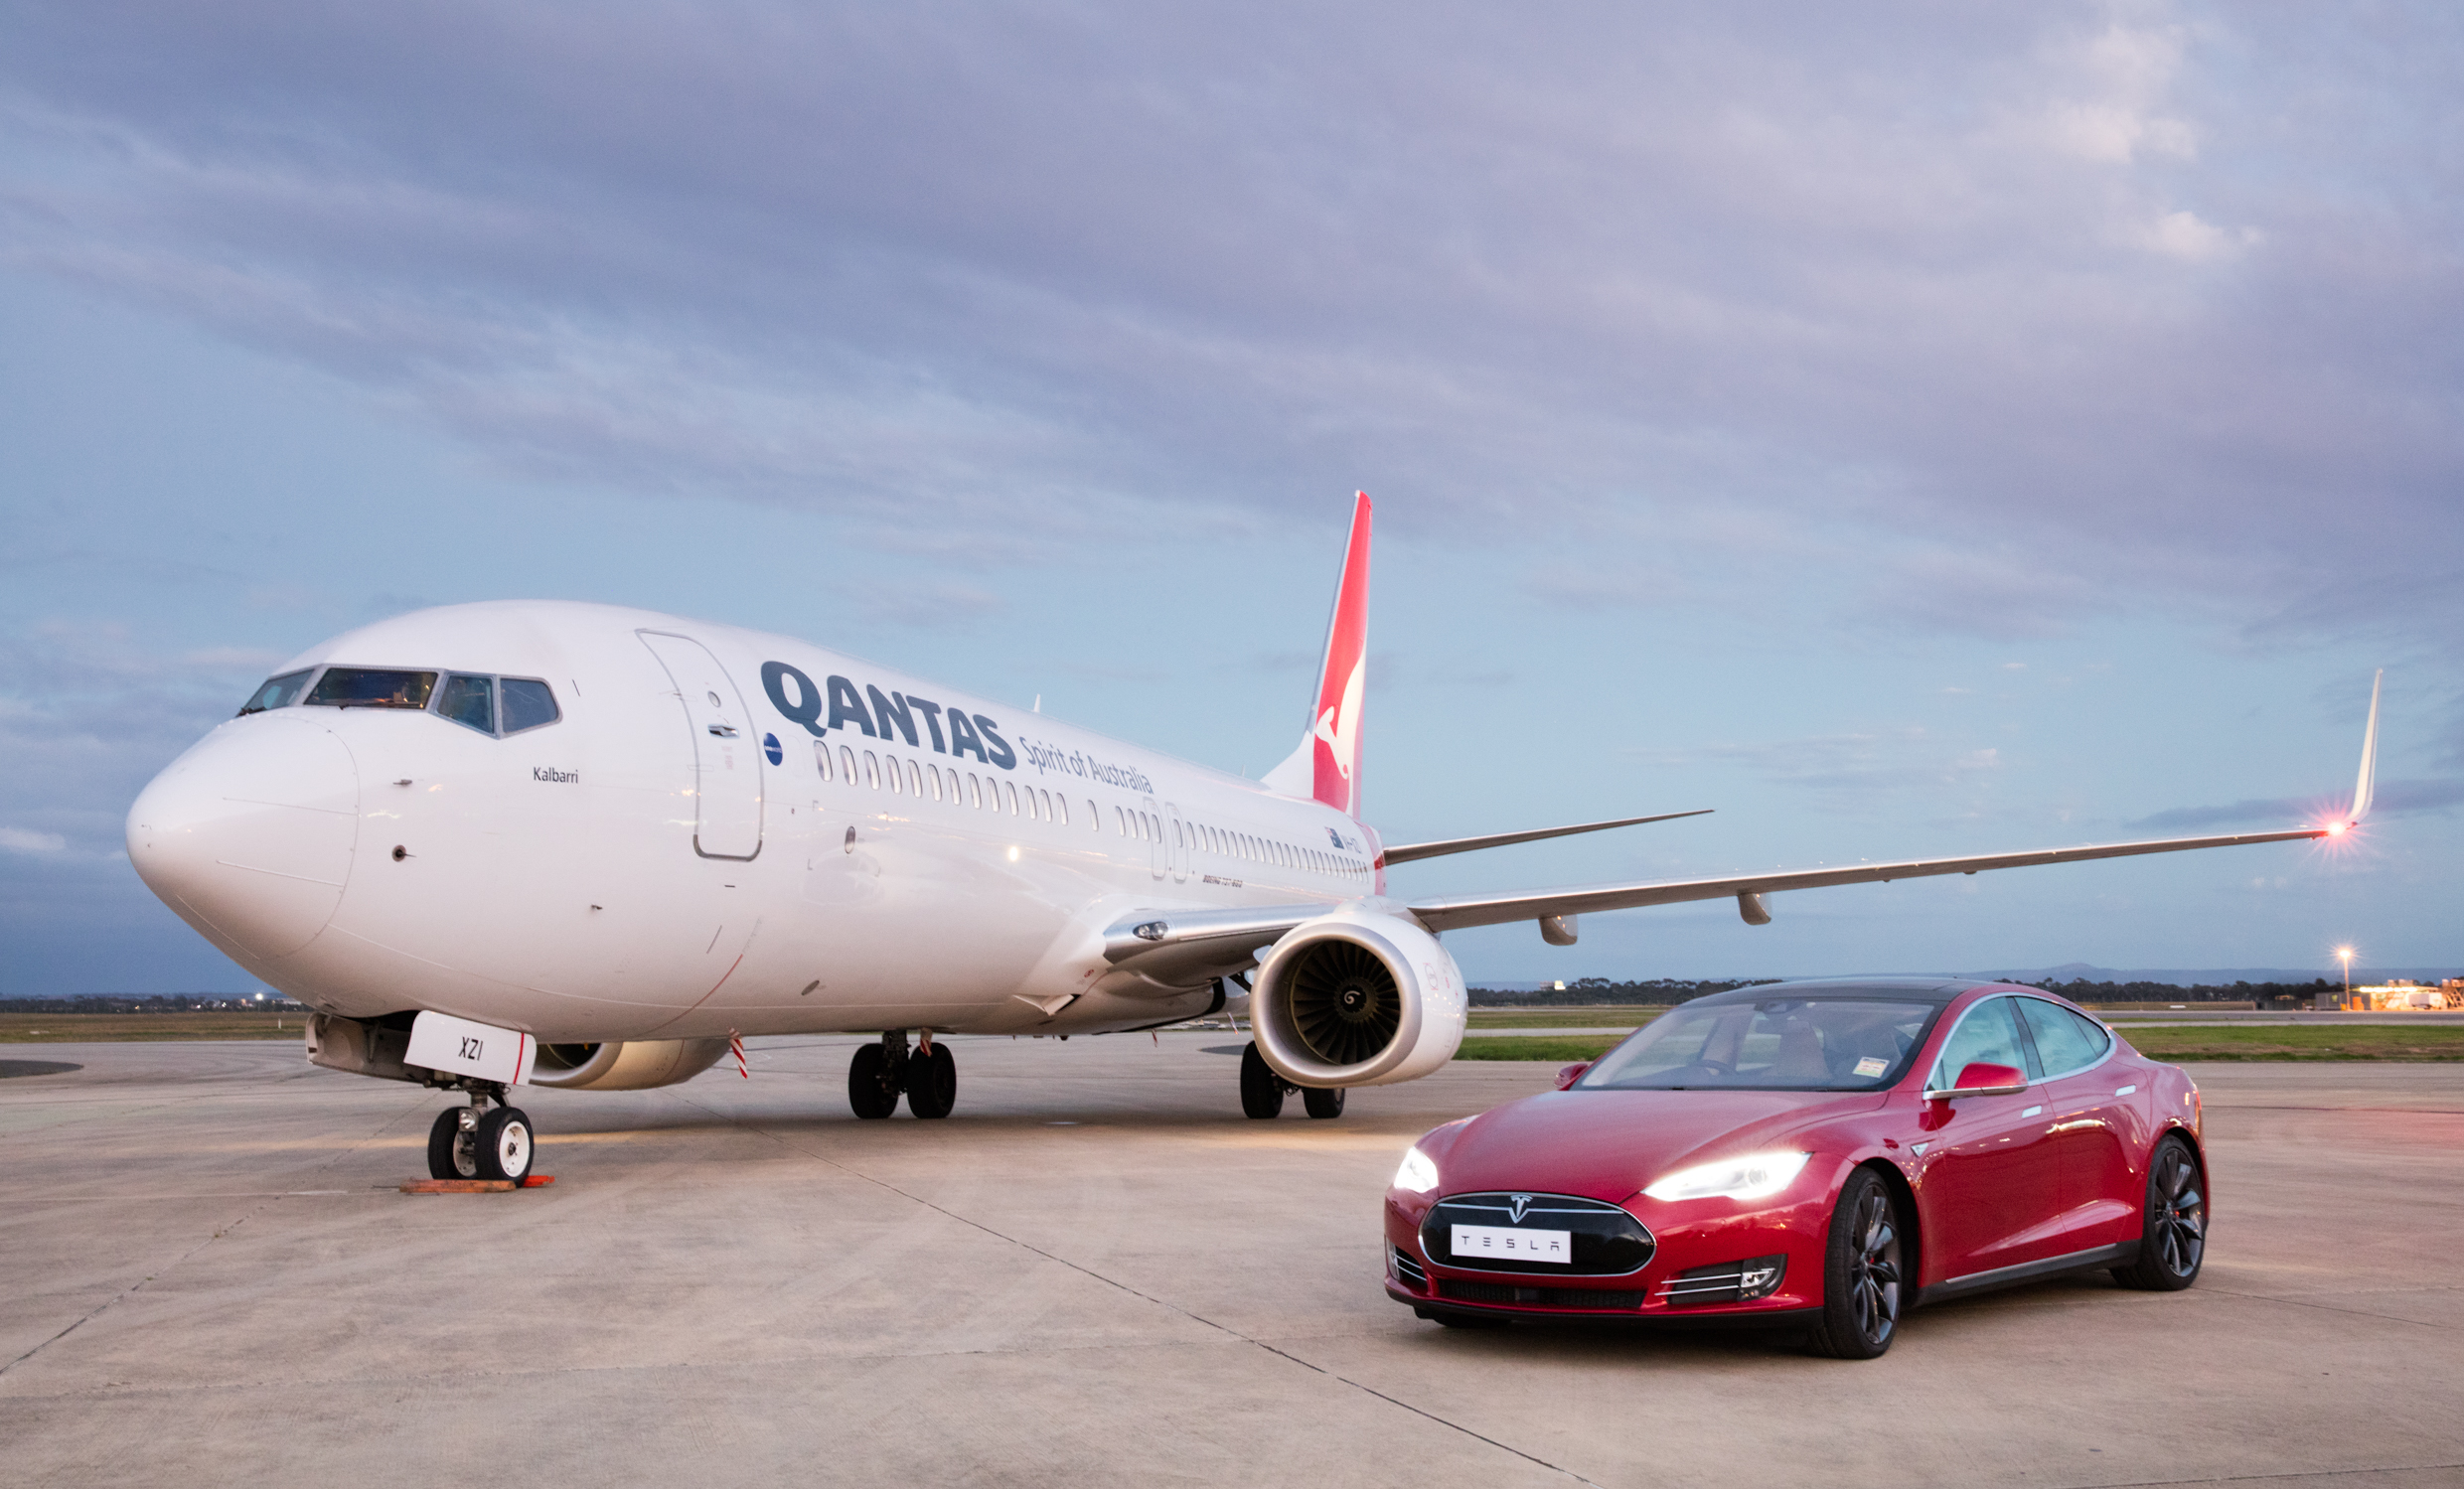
[2326,820,2349,836]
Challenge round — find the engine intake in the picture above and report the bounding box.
[1252,910,1466,1088]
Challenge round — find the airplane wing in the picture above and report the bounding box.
[1379,809,1712,865]
[1404,825,2329,934]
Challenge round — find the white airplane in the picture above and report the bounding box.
[125,496,2380,1183]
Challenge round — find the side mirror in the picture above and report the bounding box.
[1924,1061,2028,1102]
[1555,1062,1591,1091]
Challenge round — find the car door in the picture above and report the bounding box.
[2018,996,2142,1252]
[1916,994,2066,1281]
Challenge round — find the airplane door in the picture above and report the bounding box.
[1165,803,1188,883]
[1143,796,1163,880]
[638,631,764,860]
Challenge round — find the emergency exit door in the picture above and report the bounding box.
[638,631,764,860]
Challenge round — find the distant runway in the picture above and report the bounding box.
[4,1035,2460,1487]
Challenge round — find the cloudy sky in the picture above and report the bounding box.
[4,0,2458,994]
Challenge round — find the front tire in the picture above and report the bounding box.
[1302,1085,1346,1118]
[1239,1042,1286,1118]
[426,1108,478,1180]
[474,1108,534,1183]
[1806,1167,1904,1360]
[2111,1134,2206,1290]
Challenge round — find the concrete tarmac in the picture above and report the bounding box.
[3,1035,2459,1488]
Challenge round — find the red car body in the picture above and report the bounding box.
[1384,979,2206,1348]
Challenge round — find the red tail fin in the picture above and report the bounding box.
[1264,493,1371,817]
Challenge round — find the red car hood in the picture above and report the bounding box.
[1430,1088,1886,1203]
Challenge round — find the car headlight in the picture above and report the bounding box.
[1641,1150,1811,1202]
[1392,1145,1440,1194]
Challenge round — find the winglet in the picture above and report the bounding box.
[2349,669,2382,825]
[1262,493,1372,817]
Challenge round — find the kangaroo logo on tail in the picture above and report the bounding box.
[1264,493,1373,818]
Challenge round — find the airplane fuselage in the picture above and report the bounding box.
[130,600,1386,1043]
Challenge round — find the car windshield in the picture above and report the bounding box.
[1577,997,1943,1092]
[236,669,316,716]
[305,668,436,709]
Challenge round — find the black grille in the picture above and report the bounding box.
[1660,1254,1787,1306]
[1390,1244,1429,1290]
[1420,1192,1654,1276]
[1439,1280,1646,1309]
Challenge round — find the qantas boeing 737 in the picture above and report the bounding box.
[125,496,2381,1183]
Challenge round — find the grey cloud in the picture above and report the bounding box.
[3,2,2462,643]
[2127,778,2464,831]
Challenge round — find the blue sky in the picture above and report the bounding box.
[4,1,2458,993]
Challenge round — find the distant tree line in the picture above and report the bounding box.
[1469,975,2343,1008]
[1468,977,1782,1007]
[2014,978,2337,1005]
[2,994,298,1013]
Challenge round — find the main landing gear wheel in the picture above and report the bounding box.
[1807,1166,1904,1360]
[1302,1085,1346,1119]
[1240,1042,1289,1118]
[475,1107,535,1182]
[848,1043,899,1119]
[427,1107,480,1180]
[907,1044,957,1119]
[2112,1134,2206,1290]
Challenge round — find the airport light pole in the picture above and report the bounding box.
[2338,946,2355,1009]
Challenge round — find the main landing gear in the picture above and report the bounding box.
[426,1086,535,1182]
[1240,1041,1345,1119]
[848,1030,957,1119]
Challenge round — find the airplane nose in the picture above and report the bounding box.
[127,715,361,962]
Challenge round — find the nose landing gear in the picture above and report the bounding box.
[425,1086,535,1181]
[847,1031,958,1119]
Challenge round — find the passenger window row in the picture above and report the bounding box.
[800,733,1365,879]
[816,741,1099,826]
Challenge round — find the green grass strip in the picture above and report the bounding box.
[1454,1035,1626,1063]
[2118,1025,2464,1061]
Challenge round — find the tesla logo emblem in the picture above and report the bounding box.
[1508,1194,1532,1224]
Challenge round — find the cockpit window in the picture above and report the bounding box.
[306,669,435,709]
[500,677,560,734]
[437,673,496,734]
[237,669,316,717]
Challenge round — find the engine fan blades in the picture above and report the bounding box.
[1288,941,1402,1066]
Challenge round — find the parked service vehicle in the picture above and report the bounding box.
[1382,978,2207,1358]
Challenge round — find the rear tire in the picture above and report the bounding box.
[1240,1042,1286,1118]
[1303,1085,1346,1119]
[474,1108,534,1182]
[2111,1134,2206,1290]
[906,1044,957,1118]
[426,1108,478,1180]
[1805,1167,1905,1360]
[848,1045,897,1119]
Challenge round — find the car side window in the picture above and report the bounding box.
[1928,997,2032,1089]
[2017,998,2109,1077]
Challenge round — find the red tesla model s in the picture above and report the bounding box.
[1383,978,2208,1358]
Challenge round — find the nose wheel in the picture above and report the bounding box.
[426,1097,535,1182]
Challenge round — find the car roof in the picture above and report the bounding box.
[1687,976,1998,1006]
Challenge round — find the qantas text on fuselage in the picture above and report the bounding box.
[124,494,2378,1179]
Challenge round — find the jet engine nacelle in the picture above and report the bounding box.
[529,1039,733,1091]
[1251,909,1466,1088]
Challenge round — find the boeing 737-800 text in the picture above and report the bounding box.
[126,496,2379,1181]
